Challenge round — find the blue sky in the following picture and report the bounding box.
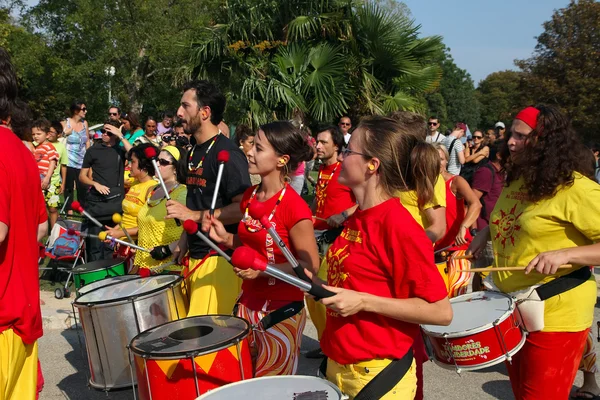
[405,0,570,86]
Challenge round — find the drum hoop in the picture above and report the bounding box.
[75,275,139,299]
[73,275,182,306]
[73,258,126,273]
[129,315,251,359]
[422,292,516,339]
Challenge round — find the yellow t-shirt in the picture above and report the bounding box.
[397,175,446,229]
[121,179,158,230]
[490,173,600,332]
[134,185,187,271]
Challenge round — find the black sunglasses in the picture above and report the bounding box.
[80,107,87,112]
[339,122,351,126]
[428,122,438,126]
[157,158,173,166]
[473,136,483,139]
[109,112,118,116]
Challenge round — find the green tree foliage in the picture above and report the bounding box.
[515,0,600,141]
[186,0,443,127]
[425,46,480,131]
[476,70,526,130]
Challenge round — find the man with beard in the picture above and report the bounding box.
[305,125,357,359]
[166,80,250,316]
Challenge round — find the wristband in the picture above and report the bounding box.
[341,210,348,220]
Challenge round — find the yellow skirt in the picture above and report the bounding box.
[186,256,242,317]
[0,329,38,400]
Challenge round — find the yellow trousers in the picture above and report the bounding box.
[0,329,38,400]
[326,357,417,400]
[186,256,242,317]
[306,257,329,340]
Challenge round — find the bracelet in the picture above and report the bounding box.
[341,210,349,220]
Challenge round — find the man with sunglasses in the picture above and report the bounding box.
[426,116,445,143]
[108,106,120,122]
[339,116,352,145]
[79,120,133,260]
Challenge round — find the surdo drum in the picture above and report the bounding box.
[421,291,526,373]
[129,315,253,400]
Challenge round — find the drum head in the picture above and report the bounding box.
[130,315,250,358]
[73,258,125,274]
[195,376,343,399]
[74,275,180,305]
[76,275,139,297]
[422,291,513,336]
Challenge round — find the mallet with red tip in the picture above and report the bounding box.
[71,201,103,228]
[231,246,334,298]
[143,146,181,226]
[182,219,231,260]
[210,150,230,217]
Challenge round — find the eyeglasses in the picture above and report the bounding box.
[428,122,438,126]
[109,112,118,116]
[81,108,87,112]
[157,158,173,166]
[340,148,371,159]
[339,122,351,126]
[473,136,483,139]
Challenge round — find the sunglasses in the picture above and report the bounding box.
[340,148,371,159]
[109,112,118,116]
[339,122,351,126]
[473,136,483,139]
[80,108,87,112]
[157,158,173,166]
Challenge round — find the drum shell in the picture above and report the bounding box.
[133,338,253,400]
[422,293,525,371]
[74,277,188,390]
[76,275,139,298]
[194,376,343,400]
[73,259,126,289]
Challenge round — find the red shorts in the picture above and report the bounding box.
[506,329,588,400]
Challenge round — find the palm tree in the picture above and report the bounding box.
[185,0,442,127]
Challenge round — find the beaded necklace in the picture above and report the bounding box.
[187,133,220,171]
[317,162,340,192]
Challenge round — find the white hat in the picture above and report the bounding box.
[495,122,505,129]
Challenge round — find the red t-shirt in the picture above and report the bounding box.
[0,127,48,344]
[435,177,472,251]
[34,142,59,177]
[320,198,448,365]
[237,184,312,310]
[314,162,356,230]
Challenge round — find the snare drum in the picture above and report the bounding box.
[75,275,139,298]
[195,376,344,400]
[74,275,188,390]
[129,315,253,400]
[421,291,526,372]
[72,258,127,290]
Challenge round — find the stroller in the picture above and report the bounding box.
[39,203,86,299]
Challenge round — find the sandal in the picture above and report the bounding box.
[572,390,600,399]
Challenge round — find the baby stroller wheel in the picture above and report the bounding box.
[63,287,71,298]
[54,288,64,299]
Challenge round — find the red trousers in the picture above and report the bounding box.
[506,329,588,400]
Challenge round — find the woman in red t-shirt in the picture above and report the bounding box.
[209,120,319,377]
[317,115,452,399]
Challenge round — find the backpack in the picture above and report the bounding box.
[50,231,80,257]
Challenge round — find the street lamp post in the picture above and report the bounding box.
[105,66,115,104]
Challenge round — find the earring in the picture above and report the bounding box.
[368,164,375,171]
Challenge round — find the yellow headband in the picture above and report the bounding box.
[163,146,181,161]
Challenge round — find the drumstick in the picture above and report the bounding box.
[71,201,103,228]
[458,264,573,272]
[433,244,454,255]
[210,150,229,217]
[312,216,327,222]
[248,201,313,284]
[140,257,189,277]
[97,231,150,252]
[231,246,335,298]
[182,220,231,261]
[144,147,181,226]
[453,254,474,260]
[112,213,135,244]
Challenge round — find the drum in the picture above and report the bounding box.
[129,315,253,400]
[73,275,188,390]
[72,258,127,290]
[421,291,526,373]
[195,376,344,400]
[75,275,139,298]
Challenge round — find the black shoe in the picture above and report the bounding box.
[305,347,325,359]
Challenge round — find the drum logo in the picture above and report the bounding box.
[441,340,491,361]
[492,203,522,249]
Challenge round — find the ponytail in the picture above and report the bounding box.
[408,142,439,209]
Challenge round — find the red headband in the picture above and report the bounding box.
[515,106,540,130]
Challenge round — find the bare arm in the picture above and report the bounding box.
[166,193,245,231]
[37,222,48,242]
[79,167,95,187]
[457,149,465,165]
[452,176,482,245]
[465,146,489,163]
[424,206,446,243]
[0,221,6,245]
[526,242,600,275]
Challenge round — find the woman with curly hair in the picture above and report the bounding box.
[468,105,600,400]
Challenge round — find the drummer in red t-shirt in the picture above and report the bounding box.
[317,115,452,399]
[209,120,319,377]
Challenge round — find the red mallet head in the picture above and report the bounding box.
[144,146,158,159]
[138,268,151,278]
[183,219,199,235]
[231,246,267,272]
[71,201,82,212]
[247,201,271,228]
[217,150,230,164]
[67,228,76,236]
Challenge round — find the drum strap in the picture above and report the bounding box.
[318,348,414,400]
[535,266,591,301]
